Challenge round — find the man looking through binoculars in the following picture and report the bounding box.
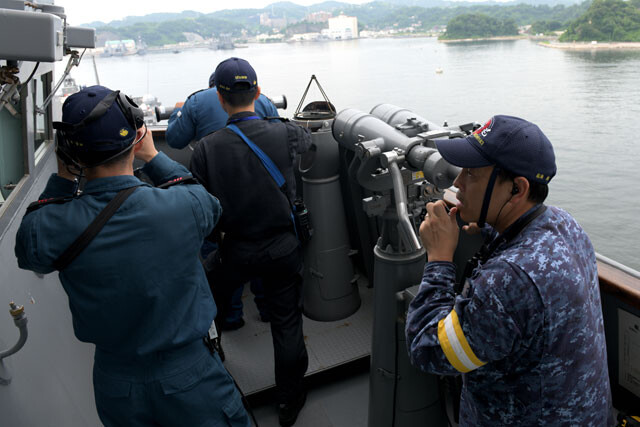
[15,86,250,427]
[406,115,613,426]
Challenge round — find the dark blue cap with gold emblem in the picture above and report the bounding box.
[213,57,258,93]
[56,85,139,154]
[435,115,556,184]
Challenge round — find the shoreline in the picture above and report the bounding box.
[538,41,640,50]
[439,35,532,43]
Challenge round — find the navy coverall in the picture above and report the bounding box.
[15,153,249,427]
[190,111,311,405]
[406,205,613,426]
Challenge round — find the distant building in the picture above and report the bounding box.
[327,14,358,39]
[103,39,136,56]
[306,11,331,23]
[259,13,290,29]
[256,33,285,43]
[290,32,323,42]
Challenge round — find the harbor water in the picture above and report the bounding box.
[67,38,640,270]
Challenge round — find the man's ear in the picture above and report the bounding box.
[254,85,261,101]
[133,127,145,153]
[511,176,530,202]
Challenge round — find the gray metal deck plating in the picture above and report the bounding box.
[223,281,373,396]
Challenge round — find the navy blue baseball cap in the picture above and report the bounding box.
[214,57,257,93]
[208,71,216,88]
[435,115,556,184]
[58,85,136,153]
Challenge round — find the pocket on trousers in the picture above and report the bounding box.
[159,352,210,395]
[222,390,247,425]
[93,369,132,398]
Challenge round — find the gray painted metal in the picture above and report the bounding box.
[0,9,64,62]
[332,108,459,191]
[368,243,447,427]
[223,281,373,394]
[370,104,443,137]
[294,118,361,321]
[0,154,99,425]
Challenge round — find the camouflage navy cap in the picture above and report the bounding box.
[213,57,257,93]
[435,115,557,184]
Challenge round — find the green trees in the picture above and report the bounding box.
[439,13,519,40]
[560,0,640,41]
[530,20,564,35]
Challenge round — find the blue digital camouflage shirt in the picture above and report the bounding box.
[406,205,613,426]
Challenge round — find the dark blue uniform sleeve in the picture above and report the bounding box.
[143,152,220,239]
[142,152,191,185]
[166,98,197,149]
[284,122,312,160]
[406,260,532,375]
[14,174,78,274]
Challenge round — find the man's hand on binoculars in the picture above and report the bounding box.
[420,201,459,263]
[133,125,159,164]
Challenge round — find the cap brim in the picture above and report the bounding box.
[435,136,493,168]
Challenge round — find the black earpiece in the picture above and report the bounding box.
[511,184,519,195]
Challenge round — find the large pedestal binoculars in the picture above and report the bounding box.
[332,105,476,251]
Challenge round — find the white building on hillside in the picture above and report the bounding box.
[327,14,358,39]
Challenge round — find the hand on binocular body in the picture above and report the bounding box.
[134,126,159,164]
[419,201,459,263]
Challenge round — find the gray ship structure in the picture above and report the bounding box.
[2,2,640,426]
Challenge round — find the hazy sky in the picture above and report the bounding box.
[57,0,507,26]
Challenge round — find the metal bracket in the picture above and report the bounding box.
[0,302,29,386]
[36,49,84,115]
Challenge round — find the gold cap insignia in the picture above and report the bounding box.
[119,128,129,137]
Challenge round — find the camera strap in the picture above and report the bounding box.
[226,122,298,238]
[454,204,547,295]
[52,185,141,271]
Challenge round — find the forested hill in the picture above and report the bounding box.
[559,0,640,41]
[90,1,591,47]
[439,14,519,39]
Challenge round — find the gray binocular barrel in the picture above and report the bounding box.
[332,108,460,190]
[370,104,443,137]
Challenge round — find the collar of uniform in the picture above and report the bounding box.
[226,111,258,125]
[82,175,148,195]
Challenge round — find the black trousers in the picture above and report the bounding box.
[207,244,309,404]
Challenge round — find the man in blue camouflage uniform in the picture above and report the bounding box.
[15,86,249,426]
[406,115,613,426]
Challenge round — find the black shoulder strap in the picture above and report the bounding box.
[52,186,140,271]
[454,204,547,294]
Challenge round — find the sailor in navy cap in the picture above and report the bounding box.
[166,60,279,149]
[190,57,311,427]
[405,115,613,426]
[15,86,250,427]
